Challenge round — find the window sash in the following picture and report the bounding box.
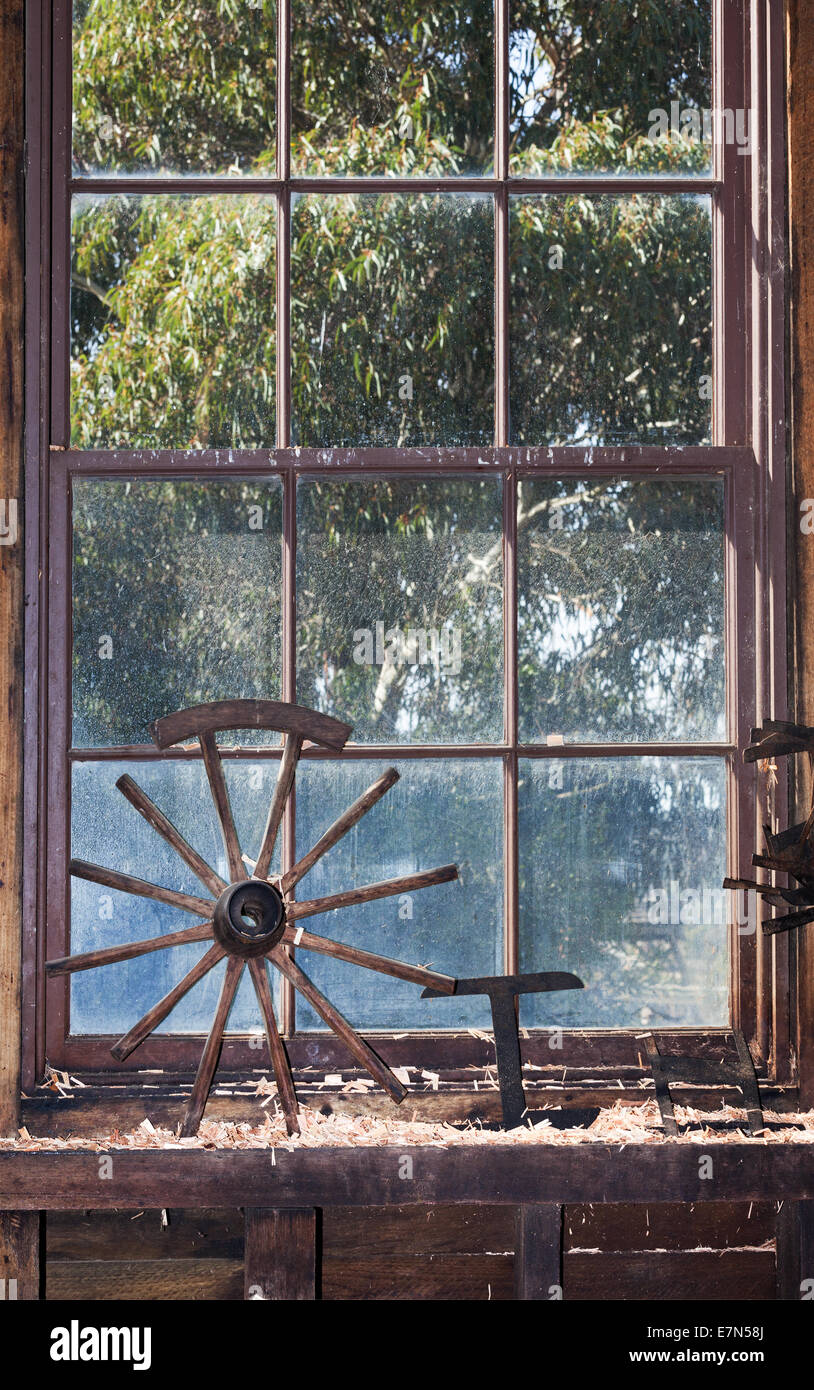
[22,1,789,1085]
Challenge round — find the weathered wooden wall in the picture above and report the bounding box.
[0,0,810,1300]
[44,1203,777,1301]
[0,0,24,1140]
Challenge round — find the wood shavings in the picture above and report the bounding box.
[4,1101,814,1153]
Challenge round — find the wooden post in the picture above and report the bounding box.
[514,1204,563,1301]
[0,0,25,1136]
[0,1212,41,1301]
[789,3,814,1107]
[775,1199,814,1300]
[244,1208,318,1301]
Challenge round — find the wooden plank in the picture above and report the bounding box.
[0,1211,40,1300]
[20,1081,797,1138]
[789,0,814,1107]
[46,1209,244,1262]
[565,1201,775,1252]
[0,0,24,1137]
[47,1258,243,1301]
[323,1254,513,1301]
[2,1144,814,1209]
[565,1250,775,1302]
[324,1204,514,1256]
[514,1204,562,1300]
[775,1198,814,1300]
[244,1208,317,1300]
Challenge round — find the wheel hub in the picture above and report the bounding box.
[213,879,286,958]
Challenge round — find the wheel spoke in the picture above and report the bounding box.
[286,863,459,922]
[46,921,213,976]
[282,767,399,893]
[181,956,243,1136]
[70,858,214,917]
[283,925,455,995]
[248,958,300,1136]
[110,942,226,1062]
[199,730,244,882]
[254,733,302,880]
[269,947,407,1104]
[116,774,227,897]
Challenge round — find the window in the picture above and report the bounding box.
[26,2,786,1084]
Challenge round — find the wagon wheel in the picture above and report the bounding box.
[47,700,459,1138]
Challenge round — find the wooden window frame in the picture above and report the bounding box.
[21,1,792,1094]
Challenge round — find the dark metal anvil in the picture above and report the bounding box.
[422,971,584,1129]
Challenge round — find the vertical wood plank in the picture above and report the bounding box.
[776,1199,814,1300]
[0,0,25,1135]
[244,1208,318,1301]
[514,1204,563,1301]
[789,0,814,1106]
[0,1212,41,1301]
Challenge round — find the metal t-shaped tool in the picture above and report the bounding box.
[422,972,584,1129]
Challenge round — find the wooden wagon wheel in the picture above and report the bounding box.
[47,699,459,1137]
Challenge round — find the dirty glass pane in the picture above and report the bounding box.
[72,478,283,747]
[510,1,713,175]
[291,0,494,176]
[70,759,282,1034]
[518,757,728,1029]
[297,476,503,742]
[510,194,712,445]
[291,194,493,446]
[517,477,725,743]
[71,195,276,448]
[293,759,503,1029]
[72,0,276,175]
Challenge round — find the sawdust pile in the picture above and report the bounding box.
[3,1100,814,1152]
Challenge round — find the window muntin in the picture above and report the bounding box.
[43,1,768,1061]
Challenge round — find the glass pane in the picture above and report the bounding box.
[291,0,494,176]
[72,478,283,746]
[297,476,503,742]
[70,759,282,1035]
[510,1,713,175]
[293,759,503,1029]
[291,193,493,446]
[72,0,276,175]
[518,757,728,1028]
[510,194,712,445]
[71,195,276,448]
[517,478,725,743]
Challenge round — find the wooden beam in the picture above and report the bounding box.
[244,1208,317,1300]
[789,0,814,1105]
[1,1144,814,1210]
[0,1211,41,1300]
[514,1204,562,1301]
[775,1198,814,1300]
[0,0,24,1136]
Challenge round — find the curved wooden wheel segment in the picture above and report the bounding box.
[48,700,459,1137]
